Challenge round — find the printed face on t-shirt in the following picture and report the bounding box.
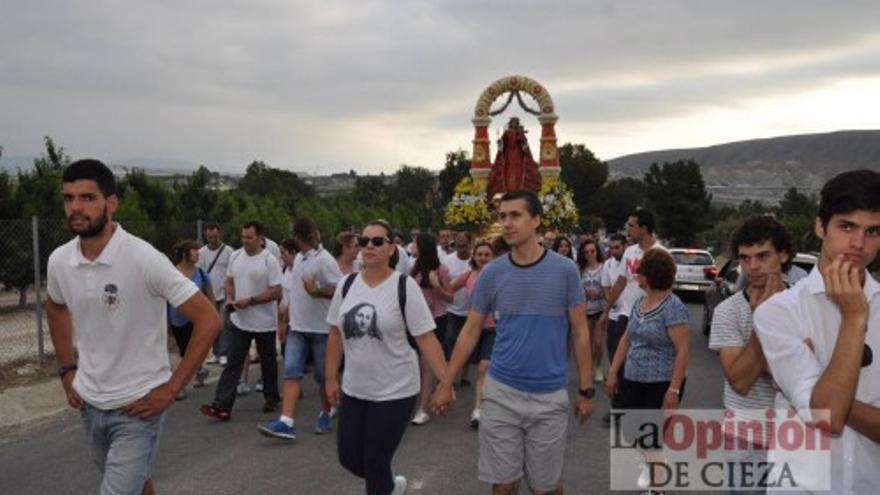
[342,302,382,340]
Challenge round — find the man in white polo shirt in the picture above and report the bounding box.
[47,159,221,495]
[201,221,283,421]
[259,218,342,440]
[755,170,880,494]
[198,222,232,365]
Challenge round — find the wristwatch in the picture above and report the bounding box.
[578,387,595,399]
[58,363,77,379]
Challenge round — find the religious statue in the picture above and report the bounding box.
[486,117,542,200]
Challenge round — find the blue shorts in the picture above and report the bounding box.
[283,330,328,383]
[81,402,165,494]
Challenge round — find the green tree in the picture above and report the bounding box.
[643,160,712,246]
[174,166,219,222]
[558,143,608,230]
[774,187,819,252]
[238,160,314,206]
[389,165,439,228]
[597,177,647,233]
[437,150,471,205]
[352,175,388,206]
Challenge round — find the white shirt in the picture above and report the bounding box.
[614,241,664,319]
[263,237,282,267]
[754,267,880,494]
[327,272,435,401]
[288,245,343,334]
[197,243,231,302]
[601,257,622,320]
[47,225,198,409]
[226,248,283,332]
[442,252,472,316]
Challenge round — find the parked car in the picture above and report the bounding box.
[702,252,819,336]
[669,248,716,295]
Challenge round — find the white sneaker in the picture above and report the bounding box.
[391,474,407,495]
[637,462,650,490]
[236,381,251,396]
[411,409,430,426]
[205,355,220,365]
[219,356,228,366]
[594,368,605,383]
[328,406,338,420]
[469,409,481,429]
[254,380,264,392]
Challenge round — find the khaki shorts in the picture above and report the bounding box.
[478,375,570,491]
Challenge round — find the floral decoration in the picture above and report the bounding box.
[539,176,579,231]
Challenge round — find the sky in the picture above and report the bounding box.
[2,0,880,174]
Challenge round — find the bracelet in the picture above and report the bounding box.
[667,387,680,395]
[58,363,78,379]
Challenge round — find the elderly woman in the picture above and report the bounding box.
[325,220,448,495]
[605,248,689,492]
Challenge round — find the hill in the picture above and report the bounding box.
[607,130,880,202]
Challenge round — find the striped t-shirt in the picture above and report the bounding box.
[708,290,776,443]
[471,249,584,393]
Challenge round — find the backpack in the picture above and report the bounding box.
[341,272,408,332]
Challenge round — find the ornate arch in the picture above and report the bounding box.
[470,75,560,182]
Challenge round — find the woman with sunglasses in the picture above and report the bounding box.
[577,238,607,382]
[326,220,448,495]
[409,233,454,426]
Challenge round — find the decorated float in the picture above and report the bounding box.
[445,75,578,234]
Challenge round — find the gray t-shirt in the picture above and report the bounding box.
[708,290,776,443]
[327,273,435,401]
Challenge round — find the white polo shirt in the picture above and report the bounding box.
[601,256,622,320]
[442,252,471,316]
[47,225,198,410]
[227,248,283,332]
[197,243,230,302]
[754,267,880,494]
[288,245,342,334]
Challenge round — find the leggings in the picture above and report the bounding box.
[337,392,417,495]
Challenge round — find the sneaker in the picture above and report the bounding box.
[391,474,407,495]
[200,403,231,421]
[328,406,338,420]
[205,355,220,365]
[411,409,430,426]
[469,409,481,430]
[219,356,228,366]
[594,368,605,383]
[637,462,650,490]
[257,419,296,440]
[194,367,209,388]
[254,380,264,392]
[236,381,251,396]
[315,411,332,434]
[262,400,280,413]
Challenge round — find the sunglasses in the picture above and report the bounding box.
[863,344,873,368]
[357,236,391,248]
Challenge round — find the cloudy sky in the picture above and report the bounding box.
[3,1,880,174]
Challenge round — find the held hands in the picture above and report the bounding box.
[61,371,83,409]
[430,382,455,416]
[821,255,869,321]
[120,383,176,419]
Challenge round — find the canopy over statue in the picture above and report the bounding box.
[486,117,542,199]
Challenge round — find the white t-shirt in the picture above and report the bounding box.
[327,272,435,401]
[442,252,472,316]
[227,248,283,332]
[288,246,343,334]
[601,257,622,320]
[263,237,281,266]
[197,243,231,302]
[47,225,198,410]
[614,241,665,319]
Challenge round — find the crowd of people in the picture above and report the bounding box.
[46,158,879,495]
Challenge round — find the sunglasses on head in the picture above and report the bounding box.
[357,236,390,248]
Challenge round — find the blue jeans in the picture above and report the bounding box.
[80,403,165,495]
[284,330,328,383]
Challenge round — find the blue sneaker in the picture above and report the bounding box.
[314,411,332,434]
[258,419,296,440]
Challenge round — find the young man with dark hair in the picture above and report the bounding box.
[433,189,594,495]
[709,215,795,493]
[199,222,232,365]
[755,169,880,493]
[259,217,343,439]
[598,233,627,426]
[202,221,283,421]
[47,159,221,495]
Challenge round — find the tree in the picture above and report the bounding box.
[596,177,647,233]
[437,150,471,205]
[558,143,609,229]
[174,166,219,222]
[352,175,388,206]
[389,165,439,228]
[238,160,314,206]
[775,187,819,252]
[643,160,712,246]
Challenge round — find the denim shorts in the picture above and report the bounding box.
[284,330,328,383]
[81,403,165,495]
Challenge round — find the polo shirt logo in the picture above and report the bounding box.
[102,284,120,311]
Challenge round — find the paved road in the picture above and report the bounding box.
[0,300,724,494]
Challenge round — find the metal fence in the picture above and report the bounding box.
[0,218,293,366]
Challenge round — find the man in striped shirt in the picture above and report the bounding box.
[708,216,795,494]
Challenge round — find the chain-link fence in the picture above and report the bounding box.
[0,218,298,368]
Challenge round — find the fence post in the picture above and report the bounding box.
[197,219,203,244]
[32,216,45,361]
